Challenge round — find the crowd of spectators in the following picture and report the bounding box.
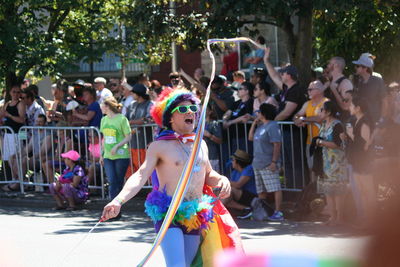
[0,37,399,225]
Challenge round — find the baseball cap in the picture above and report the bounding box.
[61,150,81,161]
[352,53,374,68]
[132,83,148,97]
[278,65,298,78]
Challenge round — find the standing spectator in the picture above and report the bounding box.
[125,84,153,176]
[94,77,112,105]
[120,80,135,116]
[253,80,278,113]
[263,47,308,189]
[193,68,205,83]
[49,150,89,210]
[0,85,25,164]
[221,45,239,81]
[204,106,223,172]
[346,96,376,225]
[386,82,400,124]
[27,84,49,112]
[209,76,235,120]
[148,80,163,102]
[71,87,102,128]
[109,78,123,102]
[100,96,131,219]
[293,80,328,171]
[169,72,185,89]
[249,103,283,221]
[325,57,353,122]
[47,80,70,124]
[245,36,266,75]
[22,89,45,126]
[137,73,151,88]
[231,71,246,90]
[315,101,347,226]
[223,81,254,153]
[352,53,387,124]
[21,79,30,90]
[223,149,257,219]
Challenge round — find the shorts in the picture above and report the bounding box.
[238,189,257,207]
[254,167,282,193]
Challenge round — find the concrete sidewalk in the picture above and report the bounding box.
[0,189,149,212]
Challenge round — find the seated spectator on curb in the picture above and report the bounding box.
[41,122,74,183]
[204,107,223,173]
[49,150,89,211]
[222,149,257,219]
[293,80,328,172]
[1,114,49,192]
[249,103,284,221]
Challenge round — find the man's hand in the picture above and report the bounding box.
[263,47,271,62]
[216,176,231,199]
[267,162,278,172]
[101,200,121,221]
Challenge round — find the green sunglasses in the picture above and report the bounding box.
[171,104,199,114]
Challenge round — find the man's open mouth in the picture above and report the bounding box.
[185,118,194,124]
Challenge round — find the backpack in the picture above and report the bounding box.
[251,197,274,221]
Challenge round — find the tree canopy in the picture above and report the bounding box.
[0,0,399,93]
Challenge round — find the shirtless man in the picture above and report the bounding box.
[101,88,231,266]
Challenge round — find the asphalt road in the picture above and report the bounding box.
[0,206,367,267]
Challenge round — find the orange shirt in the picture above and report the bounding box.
[305,97,329,144]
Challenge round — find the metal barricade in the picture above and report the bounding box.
[125,120,310,192]
[128,123,158,189]
[0,126,23,191]
[221,120,309,191]
[17,126,105,198]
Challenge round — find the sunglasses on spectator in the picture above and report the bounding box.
[170,76,180,79]
[171,105,198,114]
[110,83,117,87]
[307,88,317,92]
[355,65,365,69]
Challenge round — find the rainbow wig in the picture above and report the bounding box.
[150,87,200,129]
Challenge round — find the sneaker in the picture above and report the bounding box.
[268,211,284,221]
[237,208,252,219]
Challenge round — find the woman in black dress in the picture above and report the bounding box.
[347,96,376,224]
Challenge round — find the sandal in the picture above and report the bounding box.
[66,206,77,211]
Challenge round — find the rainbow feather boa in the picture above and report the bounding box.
[144,187,215,233]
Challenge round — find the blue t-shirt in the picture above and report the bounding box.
[230,165,257,195]
[88,102,103,128]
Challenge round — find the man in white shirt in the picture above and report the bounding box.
[94,77,112,104]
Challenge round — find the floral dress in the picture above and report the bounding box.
[317,120,347,195]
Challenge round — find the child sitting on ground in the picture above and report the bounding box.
[49,150,89,211]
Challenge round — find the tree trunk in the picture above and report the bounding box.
[293,0,313,87]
